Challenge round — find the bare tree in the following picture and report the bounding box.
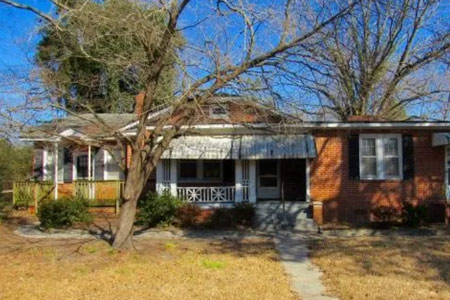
[272,0,450,120]
[0,0,360,248]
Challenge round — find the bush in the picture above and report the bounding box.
[402,203,427,227]
[136,192,182,228]
[371,205,402,225]
[37,197,92,229]
[175,203,203,228]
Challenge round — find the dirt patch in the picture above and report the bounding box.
[310,236,450,300]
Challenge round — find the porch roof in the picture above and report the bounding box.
[161,134,316,160]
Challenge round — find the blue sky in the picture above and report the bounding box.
[0,1,449,121]
[0,1,51,70]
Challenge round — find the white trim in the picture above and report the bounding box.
[156,160,164,194]
[43,148,48,180]
[53,143,58,200]
[257,160,280,199]
[169,160,177,196]
[445,146,449,202]
[119,106,172,132]
[235,160,243,203]
[248,160,257,203]
[103,149,108,180]
[88,145,92,181]
[21,121,450,142]
[306,158,311,202]
[359,134,403,180]
[137,122,450,132]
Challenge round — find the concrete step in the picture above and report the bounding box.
[254,201,318,232]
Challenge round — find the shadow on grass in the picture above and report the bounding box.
[310,236,450,284]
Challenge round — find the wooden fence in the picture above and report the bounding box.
[13,180,125,213]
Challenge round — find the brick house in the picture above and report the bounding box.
[19,96,450,226]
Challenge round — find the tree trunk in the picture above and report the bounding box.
[112,193,138,249]
[112,149,149,249]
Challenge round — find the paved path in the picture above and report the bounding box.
[274,233,338,300]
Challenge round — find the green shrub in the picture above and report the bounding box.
[136,192,182,228]
[37,197,92,229]
[402,203,427,227]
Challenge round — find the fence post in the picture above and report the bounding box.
[33,183,38,213]
[115,181,121,215]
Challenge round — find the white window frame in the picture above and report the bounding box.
[258,160,280,188]
[209,104,229,119]
[359,134,403,180]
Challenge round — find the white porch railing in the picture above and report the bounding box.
[177,186,235,202]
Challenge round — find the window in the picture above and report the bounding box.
[178,160,223,181]
[76,154,89,179]
[203,160,221,179]
[259,160,278,187]
[210,104,228,118]
[179,160,198,180]
[359,135,402,179]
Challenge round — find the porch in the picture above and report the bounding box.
[156,134,316,204]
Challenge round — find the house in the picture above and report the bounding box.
[17,95,450,226]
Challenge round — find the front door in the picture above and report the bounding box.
[257,160,280,199]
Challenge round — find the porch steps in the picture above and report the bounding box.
[254,201,318,232]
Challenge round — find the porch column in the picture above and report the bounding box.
[88,145,92,199]
[305,158,311,202]
[155,160,164,194]
[248,160,257,203]
[235,160,243,203]
[169,159,177,197]
[53,143,58,200]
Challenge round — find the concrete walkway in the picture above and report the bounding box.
[274,233,338,300]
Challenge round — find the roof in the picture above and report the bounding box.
[19,94,450,141]
[161,134,317,159]
[21,113,136,140]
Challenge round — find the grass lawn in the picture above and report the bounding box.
[310,236,450,300]
[0,218,298,300]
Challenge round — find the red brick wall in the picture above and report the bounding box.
[310,129,446,224]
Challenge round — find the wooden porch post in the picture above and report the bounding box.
[88,145,92,199]
[248,160,257,203]
[156,160,164,194]
[169,160,177,197]
[53,143,58,200]
[305,158,311,202]
[235,160,243,203]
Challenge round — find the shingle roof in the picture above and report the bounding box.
[21,113,136,139]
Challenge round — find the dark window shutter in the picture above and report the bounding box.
[33,148,44,180]
[63,148,73,182]
[402,134,414,180]
[348,134,360,180]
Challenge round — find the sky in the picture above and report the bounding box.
[0,1,51,70]
[0,0,449,123]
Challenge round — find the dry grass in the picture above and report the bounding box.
[0,221,298,300]
[311,236,450,300]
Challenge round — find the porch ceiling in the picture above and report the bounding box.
[161,134,316,160]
